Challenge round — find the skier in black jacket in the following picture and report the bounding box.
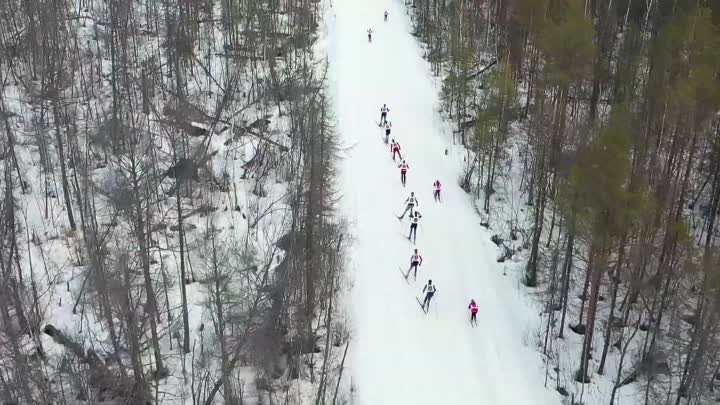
[408,210,422,243]
[422,280,436,311]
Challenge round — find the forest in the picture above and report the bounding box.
[0,0,349,404]
[409,0,720,403]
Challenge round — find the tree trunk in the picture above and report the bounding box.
[598,240,625,375]
[52,103,77,231]
[132,166,165,374]
[558,224,575,339]
[576,251,594,327]
[578,249,605,382]
[171,142,192,355]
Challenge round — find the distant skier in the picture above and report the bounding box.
[367,28,373,42]
[383,121,392,143]
[398,192,418,219]
[390,139,402,161]
[398,159,409,187]
[433,180,442,202]
[408,209,422,243]
[380,104,389,126]
[468,299,478,326]
[404,248,423,280]
[421,280,436,312]
[384,10,388,21]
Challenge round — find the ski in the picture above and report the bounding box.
[416,297,427,314]
[398,266,409,284]
[399,232,414,244]
[392,154,407,163]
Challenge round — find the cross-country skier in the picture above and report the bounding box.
[468,299,479,326]
[390,139,402,161]
[383,121,392,143]
[433,179,442,202]
[398,192,418,219]
[384,10,388,21]
[398,160,409,187]
[408,209,422,243]
[380,104,389,126]
[405,248,423,280]
[367,28,373,42]
[421,280,436,312]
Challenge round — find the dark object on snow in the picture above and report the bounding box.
[276,232,293,251]
[640,352,671,376]
[617,369,638,387]
[165,158,200,181]
[248,118,271,131]
[43,324,151,402]
[496,245,513,263]
[491,234,513,262]
[467,59,498,81]
[681,313,697,326]
[163,152,219,195]
[183,122,209,137]
[43,325,84,359]
[170,223,197,232]
[609,316,625,329]
[570,323,586,335]
[574,369,591,383]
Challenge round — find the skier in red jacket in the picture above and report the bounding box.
[398,160,409,187]
[468,299,479,326]
[433,180,442,202]
[390,139,402,161]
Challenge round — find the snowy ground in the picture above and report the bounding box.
[324,0,562,403]
[3,1,330,402]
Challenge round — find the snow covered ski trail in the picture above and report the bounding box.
[325,0,561,404]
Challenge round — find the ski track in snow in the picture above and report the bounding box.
[325,0,561,404]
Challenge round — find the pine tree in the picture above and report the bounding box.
[524,0,597,286]
[563,104,649,382]
[474,61,517,214]
[538,0,596,90]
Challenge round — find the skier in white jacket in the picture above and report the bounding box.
[398,192,418,220]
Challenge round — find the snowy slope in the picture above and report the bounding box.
[325,0,563,404]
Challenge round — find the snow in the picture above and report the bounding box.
[325,0,562,403]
